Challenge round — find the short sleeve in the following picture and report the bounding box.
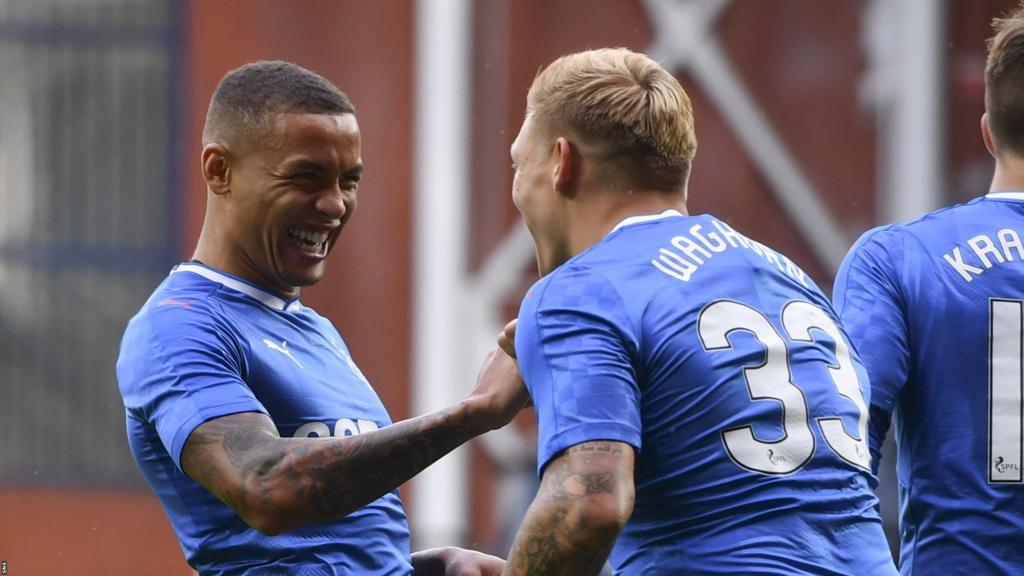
[516,267,642,475]
[833,228,910,474]
[117,300,267,470]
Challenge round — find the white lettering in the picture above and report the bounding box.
[334,418,359,437]
[652,249,696,281]
[968,234,1006,268]
[711,219,750,249]
[295,418,380,439]
[783,256,809,287]
[653,219,810,285]
[754,241,783,271]
[671,235,713,264]
[998,228,1024,262]
[943,246,984,282]
[295,421,331,438]
[691,224,728,253]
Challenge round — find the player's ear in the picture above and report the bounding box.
[981,113,997,159]
[202,143,232,195]
[552,137,579,198]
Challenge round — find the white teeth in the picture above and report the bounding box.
[288,227,328,246]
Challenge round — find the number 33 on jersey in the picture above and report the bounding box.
[515,212,893,574]
[699,299,870,475]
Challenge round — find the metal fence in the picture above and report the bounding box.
[0,0,181,486]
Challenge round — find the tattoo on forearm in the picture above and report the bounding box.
[504,441,634,576]
[291,407,478,519]
[187,408,482,527]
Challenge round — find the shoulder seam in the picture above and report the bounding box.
[533,263,640,355]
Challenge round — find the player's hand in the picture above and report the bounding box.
[498,319,517,358]
[411,546,505,576]
[495,320,533,409]
[467,347,529,432]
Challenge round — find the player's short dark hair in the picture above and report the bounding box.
[986,2,1024,156]
[202,60,355,146]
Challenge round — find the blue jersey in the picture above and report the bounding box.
[515,211,895,575]
[117,262,412,575]
[834,193,1024,575]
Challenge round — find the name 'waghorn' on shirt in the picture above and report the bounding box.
[651,218,809,287]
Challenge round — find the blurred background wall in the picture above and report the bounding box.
[0,0,1013,573]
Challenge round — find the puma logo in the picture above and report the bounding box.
[263,338,303,369]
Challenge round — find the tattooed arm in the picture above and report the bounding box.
[503,441,635,576]
[181,348,527,535]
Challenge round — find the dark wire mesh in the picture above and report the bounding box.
[0,0,181,487]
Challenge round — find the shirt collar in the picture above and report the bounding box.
[172,262,304,312]
[609,209,686,235]
[986,191,1024,201]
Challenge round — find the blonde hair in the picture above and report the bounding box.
[527,47,697,190]
[986,2,1024,154]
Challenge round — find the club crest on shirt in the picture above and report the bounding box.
[329,336,374,392]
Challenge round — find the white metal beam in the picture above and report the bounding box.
[411,0,471,551]
[645,0,850,272]
[877,0,946,222]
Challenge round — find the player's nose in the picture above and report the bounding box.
[315,186,345,221]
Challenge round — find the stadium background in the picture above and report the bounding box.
[0,0,1013,573]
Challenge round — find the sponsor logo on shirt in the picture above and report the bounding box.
[329,336,375,393]
[293,418,380,438]
[263,338,304,369]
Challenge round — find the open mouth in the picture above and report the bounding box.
[287,226,329,257]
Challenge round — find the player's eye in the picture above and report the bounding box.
[290,172,319,183]
[341,176,360,190]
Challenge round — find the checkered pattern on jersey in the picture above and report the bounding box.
[530,265,641,459]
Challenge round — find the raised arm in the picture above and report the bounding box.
[503,440,635,576]
[181,348,527,535]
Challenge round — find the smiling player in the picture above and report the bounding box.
[117,61,527,575]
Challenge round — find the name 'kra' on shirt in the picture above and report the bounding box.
[943,227,1024,282]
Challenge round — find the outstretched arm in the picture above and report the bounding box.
[181,348,528,535]
[503,441,635,576]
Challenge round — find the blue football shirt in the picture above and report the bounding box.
[834,193,1024,575]
[117,262,412,575]
[516,210,895,575]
